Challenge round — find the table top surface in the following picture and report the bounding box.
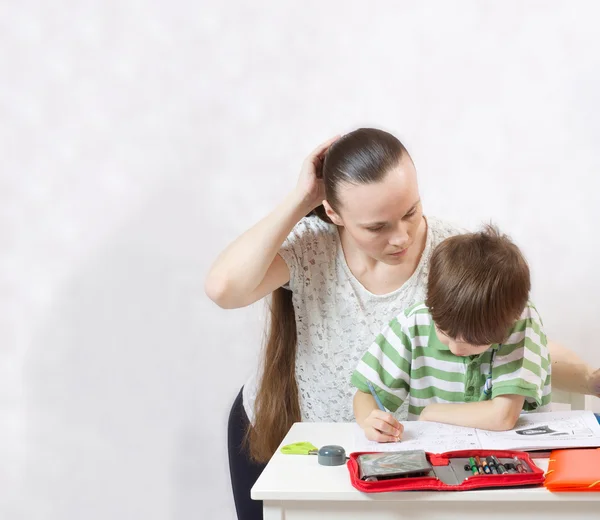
[251,422,600,502]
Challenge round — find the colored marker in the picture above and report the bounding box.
[513,457,526,473]
[474,456,484,474]
[366,381,386,411]
[492,456,507,474]
[481,458,492,474]
[468,457,479,475]
[485,456,498,474]
[519,458,532,473]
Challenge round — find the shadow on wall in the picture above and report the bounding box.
[23,179,258,520]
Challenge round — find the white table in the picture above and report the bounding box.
[252,422,600,520]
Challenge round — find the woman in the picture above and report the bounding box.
[205,128,599,520]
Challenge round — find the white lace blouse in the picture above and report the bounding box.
[242,215,463,424]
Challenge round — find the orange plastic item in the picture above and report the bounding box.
[544,448,600,492]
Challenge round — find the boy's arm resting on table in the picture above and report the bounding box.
[419,394,525,431]
[353,390,403,442]
[423,304,546,431]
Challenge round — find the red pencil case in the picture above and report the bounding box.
[348,449,545,492]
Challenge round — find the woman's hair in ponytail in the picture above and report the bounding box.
[248,128,408,461]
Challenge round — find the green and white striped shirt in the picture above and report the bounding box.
[351,302,551,420]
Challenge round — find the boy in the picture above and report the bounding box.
[352,225,551,442]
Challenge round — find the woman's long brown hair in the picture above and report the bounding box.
[247,128,408,462]
[246,286,300,462]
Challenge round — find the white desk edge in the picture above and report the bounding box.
[252,422,600,502]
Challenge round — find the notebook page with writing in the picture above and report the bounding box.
[475,410,600,451]
[352,411,600,453]
[352,420,480,453]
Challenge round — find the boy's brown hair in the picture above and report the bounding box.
[425,224,530,346]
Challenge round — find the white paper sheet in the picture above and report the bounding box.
[475,410,600,451]
[352,420,480,453]
[352,410,600,453]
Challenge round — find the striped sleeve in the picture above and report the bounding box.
[491,303,551,410]
[351,314,413,412]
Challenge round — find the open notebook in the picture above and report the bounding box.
[352,410,600,453]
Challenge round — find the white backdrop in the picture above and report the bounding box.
[3,1,600,519]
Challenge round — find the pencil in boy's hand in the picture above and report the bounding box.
[366,381,386,411]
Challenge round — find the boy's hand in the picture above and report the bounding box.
[362,410,404,443]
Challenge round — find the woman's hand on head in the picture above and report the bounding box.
[362,409,404,443]
[295,135,340,211]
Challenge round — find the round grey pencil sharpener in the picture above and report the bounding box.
[317,445,347,466]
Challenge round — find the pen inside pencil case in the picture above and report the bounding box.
[440,457,499,485]
[433,456,533,486]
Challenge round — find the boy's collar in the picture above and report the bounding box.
[428,324,449,351]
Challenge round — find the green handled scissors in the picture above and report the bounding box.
[280,441,319,455]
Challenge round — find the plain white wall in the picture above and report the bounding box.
[2,1,600,519]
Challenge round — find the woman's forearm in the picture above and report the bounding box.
[205,190,312,308]
[547,340,595,395]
